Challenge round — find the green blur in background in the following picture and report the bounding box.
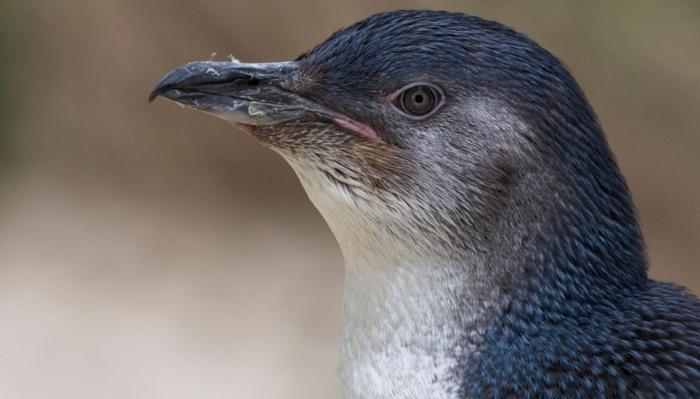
[0,1,698,398]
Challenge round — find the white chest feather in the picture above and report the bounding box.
[338,268,470,399]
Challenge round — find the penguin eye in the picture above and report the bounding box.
[392,83,443,118]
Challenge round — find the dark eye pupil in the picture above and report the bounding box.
[399,85,439,117]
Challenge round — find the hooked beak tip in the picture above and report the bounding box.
[148,75,174,102]
[147,90,159,103]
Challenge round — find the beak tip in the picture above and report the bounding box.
[149,69,179,103]
[148,81,167,102]
[148,90,159,103]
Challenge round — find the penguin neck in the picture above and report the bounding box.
[289,161,502,398]
[289,155,649,396]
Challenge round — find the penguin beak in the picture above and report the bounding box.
[149,60,314,126]
[148,60,379,140]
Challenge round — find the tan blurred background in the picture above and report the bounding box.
[0,1,698,398]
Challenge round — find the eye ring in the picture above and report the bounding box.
[389,82,444,119]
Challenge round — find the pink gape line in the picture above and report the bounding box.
[331,115,380,141]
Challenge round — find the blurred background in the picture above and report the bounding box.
[1,1,698,398]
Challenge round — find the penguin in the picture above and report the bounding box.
[150,10,700,398]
